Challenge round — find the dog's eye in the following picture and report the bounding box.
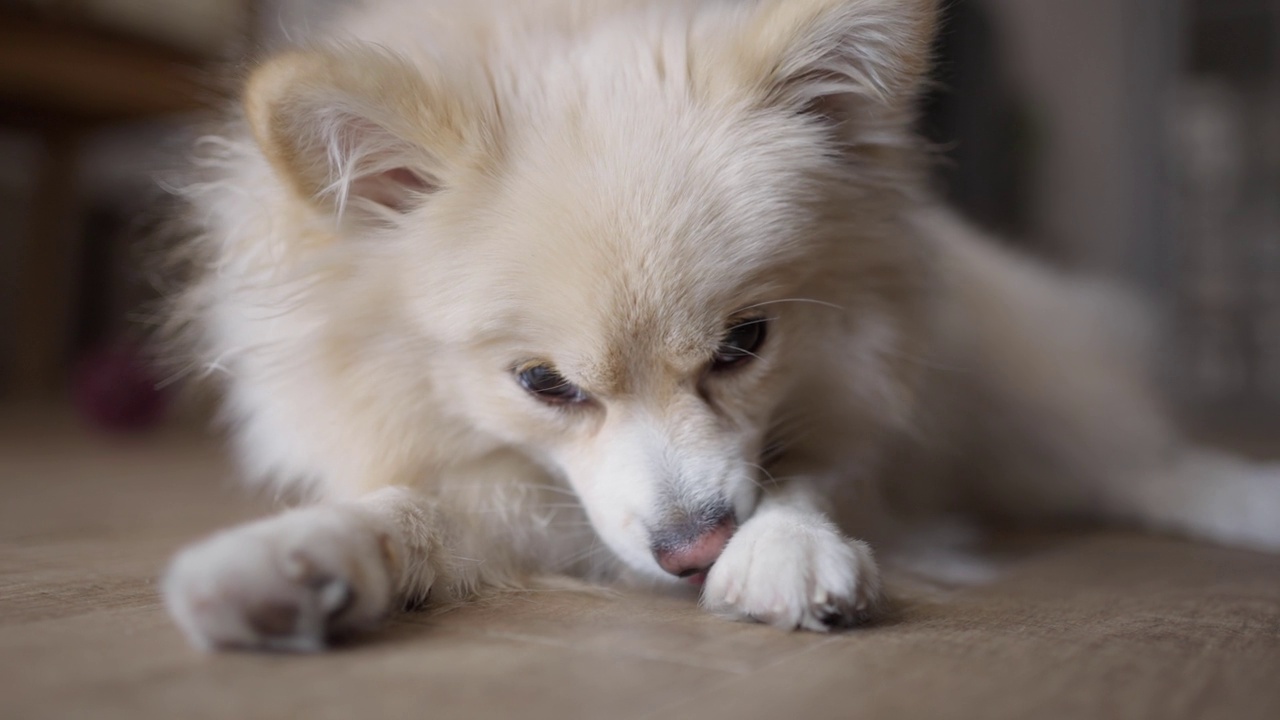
[711,317,768,371]
[516,364,589,405]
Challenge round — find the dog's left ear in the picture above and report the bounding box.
[703,0,938,122]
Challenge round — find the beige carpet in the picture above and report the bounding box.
[3,408,1280,720]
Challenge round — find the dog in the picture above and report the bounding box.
[161,0,1280,652]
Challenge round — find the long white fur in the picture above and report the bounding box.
[162,0,1280,652]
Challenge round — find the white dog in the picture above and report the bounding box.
[162,0,1280,652]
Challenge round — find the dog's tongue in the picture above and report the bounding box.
[686,572,707,586]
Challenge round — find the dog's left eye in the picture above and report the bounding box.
[516,364,589,405]
[711,317,769,371]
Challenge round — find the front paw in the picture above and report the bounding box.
[162,506,403,652]
[701,510,881,631]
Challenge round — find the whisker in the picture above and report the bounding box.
[737,298,845,313]
[875,345,968,373]
[522,483,580,498]
[729,316,777,326]
[554,538,610,572]
[745,462,782,490]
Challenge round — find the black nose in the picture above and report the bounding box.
[650,509,737,577]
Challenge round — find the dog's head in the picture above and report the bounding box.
[239,0,936,580]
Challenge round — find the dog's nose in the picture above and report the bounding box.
[651,513,737,578]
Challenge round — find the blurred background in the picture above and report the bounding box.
[0,0,1276,435]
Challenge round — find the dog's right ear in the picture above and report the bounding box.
[244,47,467,223]
[695,0,938,138]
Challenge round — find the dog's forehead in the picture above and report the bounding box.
[479,110,815,389]
[452,48,837,387]
[500,97,818,287]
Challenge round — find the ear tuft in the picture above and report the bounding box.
[719,0,939,116]
[244,48,454,221]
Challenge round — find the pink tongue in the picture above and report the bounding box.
[686,572,707,586]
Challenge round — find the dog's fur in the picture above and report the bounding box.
[162,0,1280,651]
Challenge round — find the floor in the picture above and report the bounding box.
[3,408,1280,720]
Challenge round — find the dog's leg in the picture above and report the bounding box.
[926,213,1280,553]
[164,487,446,651]
[701,482,882,631]
[1115,448,1280,553]
[163,472,580,652]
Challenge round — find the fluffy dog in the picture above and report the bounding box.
[162,0,1280,651]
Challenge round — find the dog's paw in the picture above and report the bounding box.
[701,509,881,631]
[162,506,402,652]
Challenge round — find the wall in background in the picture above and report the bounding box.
[0,131,41,388]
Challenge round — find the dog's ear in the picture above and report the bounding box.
[705,0,938,123]
[244,47,466,222]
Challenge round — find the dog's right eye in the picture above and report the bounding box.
[711,317,769,372]
[516,364,589,406]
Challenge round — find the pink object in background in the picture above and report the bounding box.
[72,339,168,432]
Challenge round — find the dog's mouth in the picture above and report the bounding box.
[684,570,709,586]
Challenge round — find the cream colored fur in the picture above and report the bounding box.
[162,0,1280,651]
